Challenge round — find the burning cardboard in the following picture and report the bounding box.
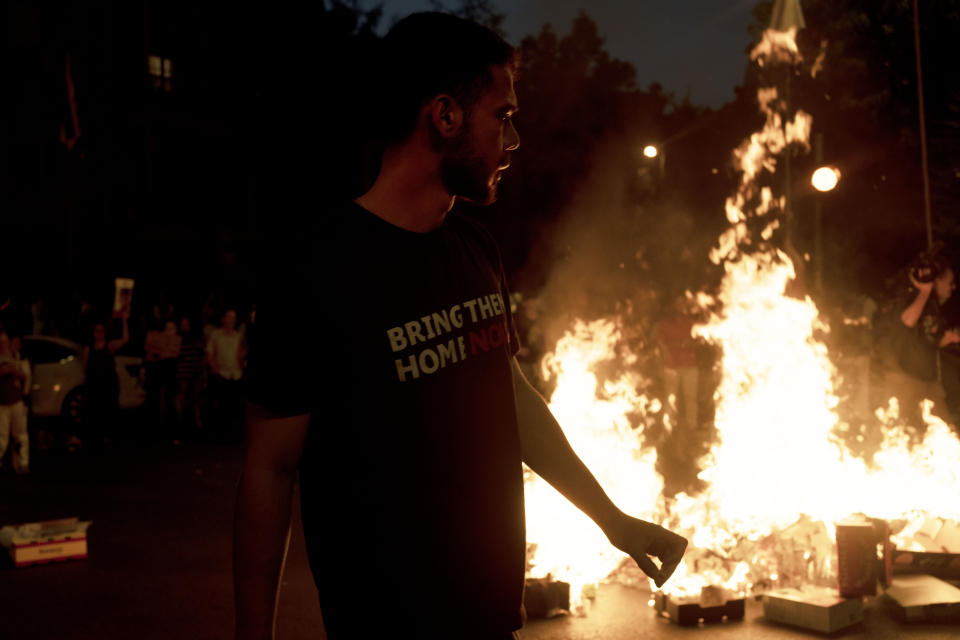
[884,574,960,623]
[654,586,745,626]
[763,586,863,633]
[519,3,960,613]
[0,518,91,567]
[893,518,960,580]
[836,516,892,597]
[523,578,570,619]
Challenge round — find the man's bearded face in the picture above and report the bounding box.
[439,119,500,205]
[436,65,518,205]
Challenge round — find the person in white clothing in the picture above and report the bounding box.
[0,331,30,473]
[206,309,246,441]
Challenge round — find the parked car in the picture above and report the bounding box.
[19,335,147,427]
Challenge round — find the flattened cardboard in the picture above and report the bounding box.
[763,587,864,633]
[885,574,960,623]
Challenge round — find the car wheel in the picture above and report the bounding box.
[62,387,84,430]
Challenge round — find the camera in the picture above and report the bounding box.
[908,243,947,284]
[910,254,940,283]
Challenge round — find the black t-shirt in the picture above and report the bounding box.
[246,202,525,637]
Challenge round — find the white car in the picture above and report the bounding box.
[19,335,147,426]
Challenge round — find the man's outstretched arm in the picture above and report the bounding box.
[512,358,687,587]
[234,405,310,640]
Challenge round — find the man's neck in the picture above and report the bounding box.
[356,146,454,233]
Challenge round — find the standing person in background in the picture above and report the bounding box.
[81,314,128,450]
[206,308,246,442]
[0,331,30,473]
[145,319,182,440]
[656,295,701,435]
[202,292,225,343]
[175,316,206,440]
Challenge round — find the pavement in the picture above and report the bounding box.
[1,424,957,639]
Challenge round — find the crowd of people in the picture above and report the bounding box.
[0,287,254,472]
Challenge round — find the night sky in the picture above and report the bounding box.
[379,0,758,107]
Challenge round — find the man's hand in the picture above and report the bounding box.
[512,358,688,589]
[607,515,687,589]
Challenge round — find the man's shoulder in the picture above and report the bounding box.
[446,212,502,261]
[446,210,494,237]
[325,199,366,231]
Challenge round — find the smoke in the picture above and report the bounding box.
[521,136,716,369]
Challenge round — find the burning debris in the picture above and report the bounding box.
[522,11,960,628]
[523,577,571,619]
[523,318,663,611]
[892,517,960,581]
[654,585,745,627]
[836,516,892,598]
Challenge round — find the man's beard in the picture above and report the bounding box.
[439,128,498,205]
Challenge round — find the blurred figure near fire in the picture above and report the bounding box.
[884,251,960,428]
[0,331,30,473]
[236,12,686,640]
[656,295,701,434]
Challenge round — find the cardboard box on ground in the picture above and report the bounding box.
[894,518,960,580]
[0,518,91,567]
[763,587,864,633]
[885,574,960,622]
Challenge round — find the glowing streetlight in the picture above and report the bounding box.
[643,145,659,159]
[811,166,841,192]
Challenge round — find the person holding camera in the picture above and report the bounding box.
[894,254,959,426]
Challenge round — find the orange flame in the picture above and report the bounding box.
[523,25,960,608]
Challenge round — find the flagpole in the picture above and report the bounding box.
[912,0,934,250]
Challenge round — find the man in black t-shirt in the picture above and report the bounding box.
[235,13,687,639]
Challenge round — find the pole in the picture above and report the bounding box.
[659,147,666,194]
[784,70,792,235]
[813,133,824,294]
[913,0,934,250]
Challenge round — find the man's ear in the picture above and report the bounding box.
[429,94,464,139]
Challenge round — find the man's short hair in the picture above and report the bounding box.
[376,12,516,146]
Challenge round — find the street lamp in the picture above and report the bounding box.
[811,166,841,192]
[639,144,665,194]
[810,133,840,293]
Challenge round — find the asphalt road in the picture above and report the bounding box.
[0,430,957,639]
